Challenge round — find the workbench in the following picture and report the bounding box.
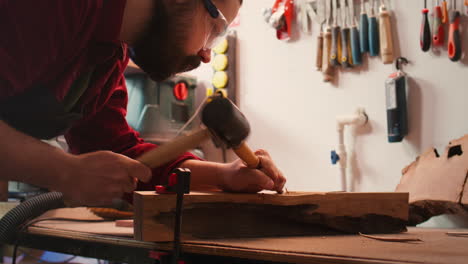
[7,223,468,264]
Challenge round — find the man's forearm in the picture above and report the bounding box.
[179,159,225,190]
[0,121,72,190]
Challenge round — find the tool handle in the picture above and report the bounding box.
[330,26,341,66]
[340,28,351,68]
[448,10,462,62]
[368,16,380,56]
[420,8,431,52]
[316,33,324,71]
[350,26,362,65]
[359,13,370,53]
[233,142,260,169]
[442,0,449,23]
[137,128,210,168]
[379,8,394,64]
[465,0,468,15]
[322,29,334,82]
[433,6,445,46]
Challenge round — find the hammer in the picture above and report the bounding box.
[137,95,260,169]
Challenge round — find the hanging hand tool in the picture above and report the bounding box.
[322,0,334,81]
[465,0,468,15]
[368,0,380,56]
[433,0,445,46]
[379,0,394,64]
[448,0,462,61]
[340,0,352,68]
[330,0,342,66]
[442,0,449,23]
[306,0,327,71]
[350,0,362,65]
[420,0,431,52]
[317,29,324,71]
[386,57,409,143]
[360,0,370,53]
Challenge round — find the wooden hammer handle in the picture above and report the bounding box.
[233,142,260,169]
[137,128,210,168]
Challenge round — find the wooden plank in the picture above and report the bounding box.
[134,191,408,242]
[396,134,468,225]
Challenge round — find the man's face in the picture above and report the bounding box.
[130,0,241,82]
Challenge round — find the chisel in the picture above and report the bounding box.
[340,0,352,68]
[420,0,431,52]
[448,0,462,61]
[379,0,394,64]
[323,0,334,82]
[330,0,342,66]
[315,0,327,71]
[350,0,362,65]
[368,0,380,56]
[433,0,445,46]
[360,0,370,53]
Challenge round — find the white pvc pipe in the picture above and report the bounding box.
[335,108,368,192]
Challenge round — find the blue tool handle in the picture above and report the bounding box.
[359,13,369,53]
[368,16,379,56]
[330,26,341,66]
[351,26,362,65]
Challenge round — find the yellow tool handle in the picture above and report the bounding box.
[137,128,211,168]
[233,142,260,169]
[379,9,394,64]
[316,32,324,71]
[322,29,334,82]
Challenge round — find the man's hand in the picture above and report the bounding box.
[219,149,286,193]
[57,151,152,206]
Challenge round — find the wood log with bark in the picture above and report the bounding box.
[396,134,468,225]
[134,191,408,242]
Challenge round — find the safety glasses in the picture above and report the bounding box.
[202,0,229,50]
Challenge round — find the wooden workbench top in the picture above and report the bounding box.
[26,222,468,264]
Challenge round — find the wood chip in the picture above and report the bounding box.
[359,233,423,243]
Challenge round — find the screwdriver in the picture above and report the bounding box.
[420,0,431,52]
[442,0,449,23]
[360,0,370,53]
[350,0,362,65]
[448,0,462,61]
[433,0,445,46]
[340,0,352,68]
[379,0,394,64]
[368,0,380,57]
[330,0,341,66]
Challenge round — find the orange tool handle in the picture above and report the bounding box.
[448,10,462,61]
[433,5,444,46]
[233,142,260,169]
[442,0,449,23]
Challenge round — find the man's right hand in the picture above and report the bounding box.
[57,151,152,206]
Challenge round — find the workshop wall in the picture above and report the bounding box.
[190,0,468,196]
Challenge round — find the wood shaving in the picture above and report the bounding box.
[359,233,423,243]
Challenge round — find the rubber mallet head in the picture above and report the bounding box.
[202,95,260,168]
